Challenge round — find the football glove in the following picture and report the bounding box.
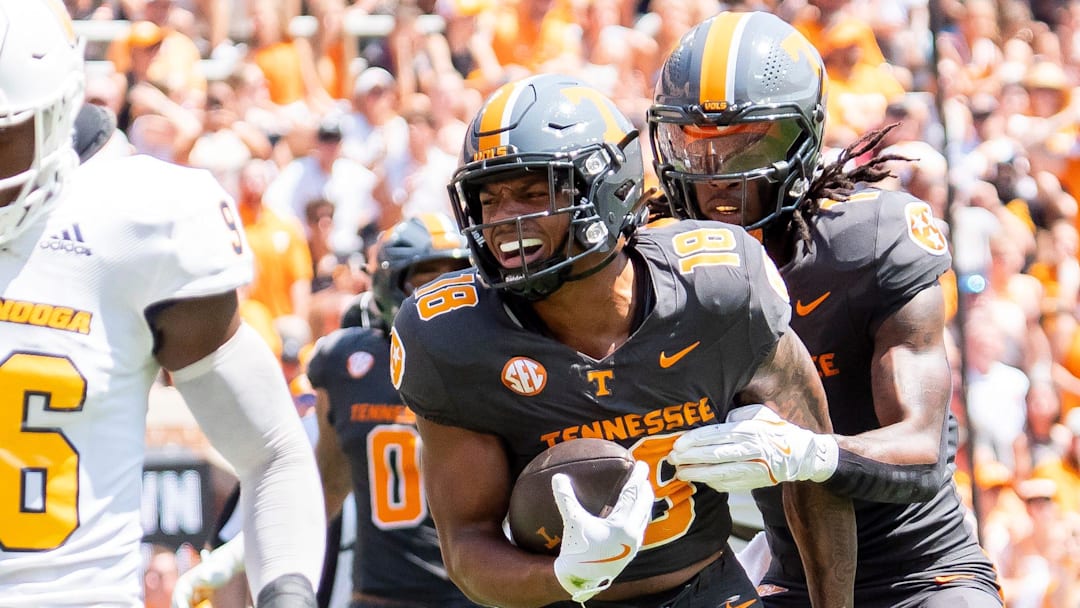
[670,404,839,491]
[552,460,653,604]
[171,534,246,608]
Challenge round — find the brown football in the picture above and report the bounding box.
[507,438,636,555]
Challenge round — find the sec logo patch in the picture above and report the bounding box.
[905,202,948,255]
[502,357,547,396]
[347,351,375,378]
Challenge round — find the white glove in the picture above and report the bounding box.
[670,404,839,491]
[171,533,246,608]
[552,460,654,604]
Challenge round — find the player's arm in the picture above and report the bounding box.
[741,331,855,608]
[673,284,951,504]
[822,283,951,502]
[150,291,324,607]
[314,387,353,520]
[413,416,568,608]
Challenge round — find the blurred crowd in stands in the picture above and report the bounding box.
[68,0,1080,605]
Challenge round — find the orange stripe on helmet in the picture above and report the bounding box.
[699,12,748,106]
[45,0,78,45]
[415,213,460,250]
[476,82,517,156]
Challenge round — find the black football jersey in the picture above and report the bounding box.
[754,189,998,594]
[307,327,478,606]
[392,220,791,582]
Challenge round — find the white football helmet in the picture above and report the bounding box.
[0,0,84,246]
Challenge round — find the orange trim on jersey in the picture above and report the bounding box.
[477,82,516,155]
[699,13,747,104]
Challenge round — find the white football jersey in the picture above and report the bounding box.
[0,155,253,606]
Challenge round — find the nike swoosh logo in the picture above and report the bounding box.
[582,543,632,564]
[934,574,975,584]
[795,291,831,316]
[724,600,758,608]
[767,437,792,456]
[660,341,701,368]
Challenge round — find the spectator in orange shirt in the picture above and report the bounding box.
[236,159,314,322]
[310,0,355,101]
[246,0,333,114]
[818,18,906,146]
[791,0,888,67]
[107,0,206,101]
[486,0,582,74]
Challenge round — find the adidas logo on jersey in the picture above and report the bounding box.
[40,223,92,256]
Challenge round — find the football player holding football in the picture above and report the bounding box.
[0,1,324,606]
[390,73,855,608]
[653,11,1002,608]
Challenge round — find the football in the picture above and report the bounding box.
[507,438,636,555]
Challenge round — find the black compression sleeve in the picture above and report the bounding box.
[821,448,944,503]
[256,573,318,608]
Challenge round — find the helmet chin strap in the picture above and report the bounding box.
[499,222,621,301]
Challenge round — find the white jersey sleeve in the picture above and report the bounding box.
[73,155,254,311]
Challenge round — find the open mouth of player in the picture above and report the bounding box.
[497,237,545,268]
[700,200,742,222]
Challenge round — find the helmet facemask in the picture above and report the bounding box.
[450,135,643,301]
[648,11,827,231]
[650,106,817,230]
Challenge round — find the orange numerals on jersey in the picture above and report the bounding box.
[629,433,696,548]
[672,228,742,274]
[414,274,479,321]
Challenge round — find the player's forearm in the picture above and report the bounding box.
[825,422,946,503]
[783,481,855,608]
[441,527,569,608]
[824,326,951,503]
[173,324,326,595]
[314,438,352,520]
[238,435,326,595]
[318,464,351,521]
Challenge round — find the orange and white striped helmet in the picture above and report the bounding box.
[648,11,826,230]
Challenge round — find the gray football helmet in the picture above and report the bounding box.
[648,11,826,230]
[448,73,645,300]
[369,212,471,329]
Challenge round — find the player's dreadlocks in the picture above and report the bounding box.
[790,122,910,244]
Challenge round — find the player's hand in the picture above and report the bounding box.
[670,404,839,491]
[552,460,653,604]
[171,535,246,608]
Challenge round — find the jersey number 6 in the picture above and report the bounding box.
[0,352,85,551]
